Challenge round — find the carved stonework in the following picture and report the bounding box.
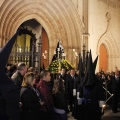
[98,0,120,9]
[106,12,111,21]
[70,0,78,8]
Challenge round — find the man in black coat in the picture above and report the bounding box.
[109,69,120,113]
[0,30,20,120]
[58,68,67,84]
[66,68,78,112]
[11,62,27,89]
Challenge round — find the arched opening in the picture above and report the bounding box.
[8,19,49,71]
[99,44,108,72]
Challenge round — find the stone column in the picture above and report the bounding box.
[82,0,89,51]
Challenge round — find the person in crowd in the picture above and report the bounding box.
[66,68,78,112]
[109,68,120,113]
[0,30,20,120]
[36,70,54,120]
[20,72,44,120]
[58,68,67,87]
[77,50,105,120]
[96,72,102,81]
[11,62,27,89]
[52,78,68,120]
[105,73,113,106]
[7,64,17,78]
[58,68,67,79]
[58,68,69,113]
[101,73,107,84]
[110,71,115,77]
[72,56,84,119]
[34,74,41,85]
[27,67,35,73]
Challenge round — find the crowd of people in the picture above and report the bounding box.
[96,68,120,113]
[0,30,120,120]
[1,59,120,120]
[1,60,119,120]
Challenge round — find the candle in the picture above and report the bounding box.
[54,50,56,54]
[78,98,82,105]
[45,50,47,53]
[73,49,75,52]
[77,92,80,99]
[57,48,60,51]
[73,89,76,96]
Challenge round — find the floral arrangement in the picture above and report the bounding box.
[48,59,74,73]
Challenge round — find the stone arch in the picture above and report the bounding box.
[97,34,119,72]
[0,0,83,64]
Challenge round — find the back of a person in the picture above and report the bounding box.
[20,86,41,120]
[11,71,23,88]
[36,70,54,120]
[0,76,20,120]
[20,72,42,120]
[11,62,27,88]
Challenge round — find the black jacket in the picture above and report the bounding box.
[20,86,41,120]
[0,74,20,120]
[11,71,23,88]
[53,91,68,112]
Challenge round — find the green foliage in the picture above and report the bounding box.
[48,59,74,73]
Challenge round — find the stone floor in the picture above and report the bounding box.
[101,106,120,120]
[67,112,75,120]
[68,105,120,120]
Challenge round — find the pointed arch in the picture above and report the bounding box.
[0,0,84,64]
[97,34,119,72]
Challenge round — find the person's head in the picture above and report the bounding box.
[52,78,65,94]
[40,70,51,82]
[22,72,36,87]
[35,74,41,84]
[10,64,17,73]
[17,62,27,76]
[115,70,119,77]
[101,74,106,79]
[60,68,66,75]
[28,67,35,73]
[70,68,75,75]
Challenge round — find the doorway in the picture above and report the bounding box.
[8,19,49,71]
[99,43,108,73]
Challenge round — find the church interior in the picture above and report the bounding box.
[0,0,120,73]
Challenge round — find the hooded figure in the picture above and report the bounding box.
[82,50,97,87]
[78,55,84,82]
[0,30,20,120]
[93,55,98,73]
[77,49,105,120]
[72,54,84,119]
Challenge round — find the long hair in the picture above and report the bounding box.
[52,78,65,94]
[22,72,35,87]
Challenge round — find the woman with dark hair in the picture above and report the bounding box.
[52,78,68,120]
